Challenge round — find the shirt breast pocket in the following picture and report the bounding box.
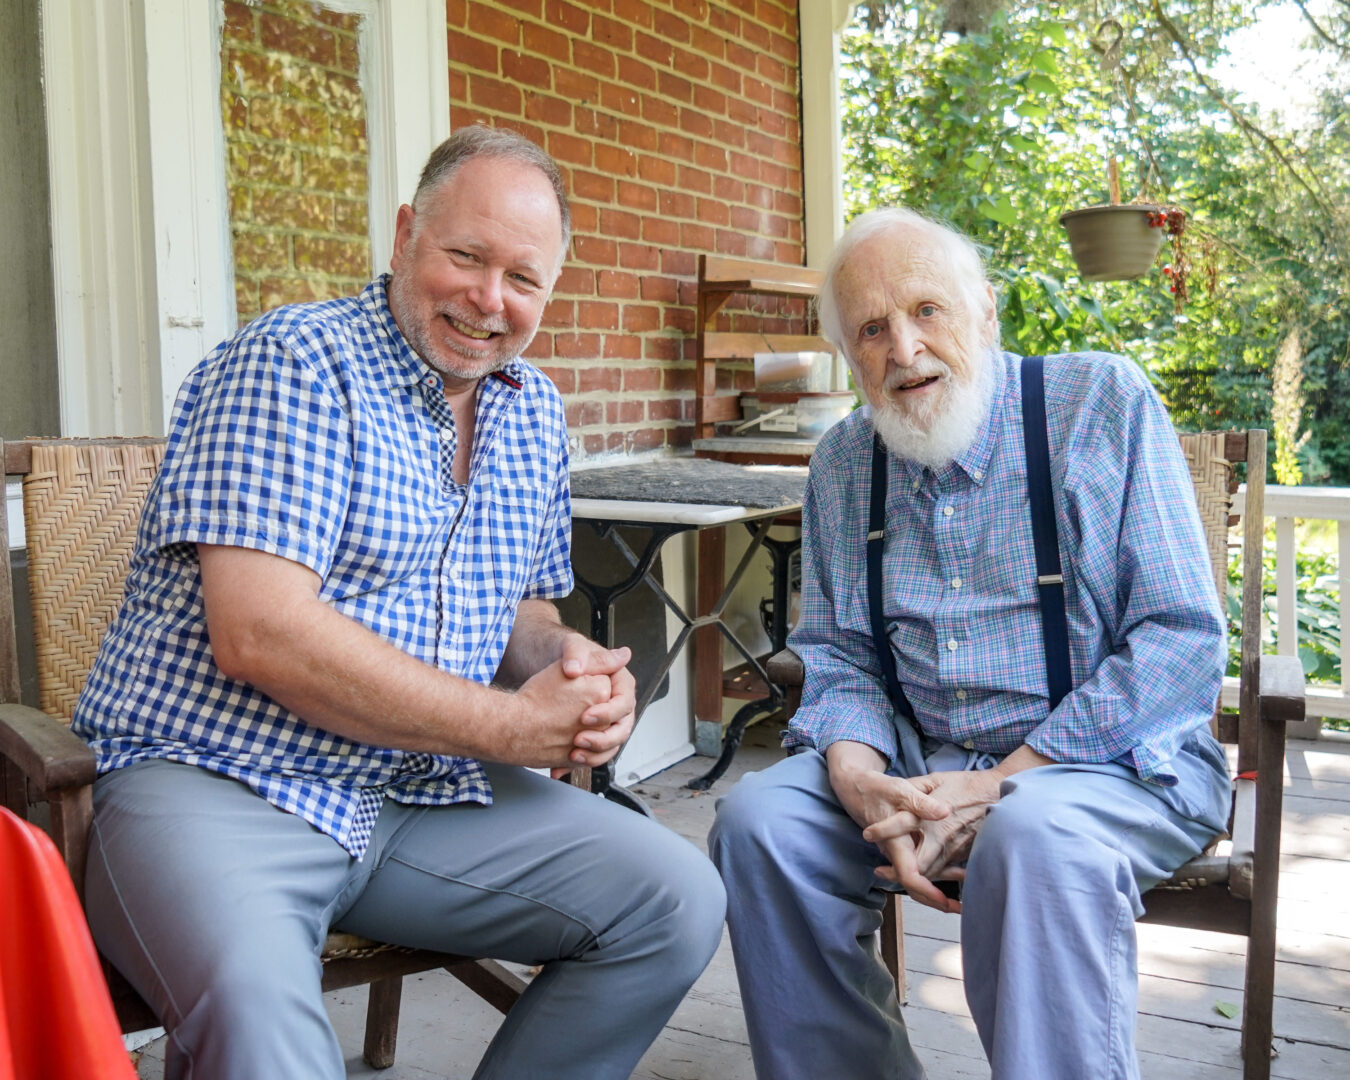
[482,477,549,604]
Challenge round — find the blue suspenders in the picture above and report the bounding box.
[1019,355,1073,710]
[866,356,1071,768]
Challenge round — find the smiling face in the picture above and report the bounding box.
[834,222,999,465]
[387,154,564,389]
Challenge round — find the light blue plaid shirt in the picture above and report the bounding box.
[785,350,1226,787]
[73,277,573,857]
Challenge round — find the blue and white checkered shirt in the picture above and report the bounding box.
[73,277,573,857]
[785,350,1226,786]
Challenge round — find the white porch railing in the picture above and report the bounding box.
[1226,484,1350,729]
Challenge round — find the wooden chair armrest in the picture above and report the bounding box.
[1257,653,1305,726]
[766,647,803,688]
[0,702,98,793]
[1226,653,1304,904]
[0,703,97,896]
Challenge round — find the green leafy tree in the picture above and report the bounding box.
[840,0,1350,484]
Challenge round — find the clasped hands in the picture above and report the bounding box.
[826,741,1006,914]
[513,638,637,778]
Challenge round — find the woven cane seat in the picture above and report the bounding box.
[23,442,166,725]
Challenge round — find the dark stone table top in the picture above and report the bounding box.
[570,457,807,509]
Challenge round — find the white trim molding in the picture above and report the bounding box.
[141,0,234,431]
[42,0,162,436]
[41,0,450,437]
[799,0,856,268]
[326,0,451,275]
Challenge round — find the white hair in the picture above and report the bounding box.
[817,208,994,363]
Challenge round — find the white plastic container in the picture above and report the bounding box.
[753,351,832,393]
[736,391,855,439]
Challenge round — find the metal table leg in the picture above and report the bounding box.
[686,525,801,790]
[571,515,796,802]
[570,520,693,816]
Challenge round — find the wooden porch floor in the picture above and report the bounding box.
[133,729,1350,1078]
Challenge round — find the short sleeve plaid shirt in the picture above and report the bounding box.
[73,277,574,858]
[785,350,1226,787]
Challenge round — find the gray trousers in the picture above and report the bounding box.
[708,741,1230,1080]
[87,758,726,1080]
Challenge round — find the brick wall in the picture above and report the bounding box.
[447,0,807,457]
[222,0,371,327]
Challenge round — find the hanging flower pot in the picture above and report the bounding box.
[1058,203,1166,281]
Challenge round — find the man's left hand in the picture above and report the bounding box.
[551,639,637,777]
[863,744,1054,910]
[863,768,1003,907]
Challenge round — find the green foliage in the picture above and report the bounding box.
[1225,538,1341,693]
[842,3,1124,353]
[840,0,1350,484]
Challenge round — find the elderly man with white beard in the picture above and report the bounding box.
[708,208,1232,1080]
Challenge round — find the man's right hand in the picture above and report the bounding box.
[506,660,617,769]
[825,741,960,913]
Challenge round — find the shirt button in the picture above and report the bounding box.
[911,479,920,492]
[971,469,983,481]
[942,505,954,517]
[947,639,958,651]
[963,739,975,749]
[950,577,962,589]
[956,689,967,700]
[447,567,460,582]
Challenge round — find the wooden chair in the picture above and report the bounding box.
[767,429,1304,1080]
[0,438,539,1070]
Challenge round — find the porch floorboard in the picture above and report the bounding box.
[129,730,1350,1078]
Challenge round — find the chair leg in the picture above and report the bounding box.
[446,958,528,1014]
[1241,914,1277,1080]
[363,976,402,1069]
[881,893,907,1004]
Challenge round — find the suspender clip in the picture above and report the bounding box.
[866,529,885,542]
[1037,573,1064,586]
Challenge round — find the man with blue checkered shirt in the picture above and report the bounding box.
[73,127,725,1080]
[709,209,1233,1080]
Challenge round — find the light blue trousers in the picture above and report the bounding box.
[87,758,726,1080]
[708,738,1230,1080]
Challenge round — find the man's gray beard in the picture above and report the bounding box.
[869,349,999,468]
[387,271,530,383]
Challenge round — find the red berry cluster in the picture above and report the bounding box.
[1148,205,1190,310]
[1145,207,1187,236]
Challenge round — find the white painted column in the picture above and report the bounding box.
[799,0,857,269]
[141,0,234,427]
[42,0,161,436]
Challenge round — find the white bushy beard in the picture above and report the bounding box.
[867,348,999,468]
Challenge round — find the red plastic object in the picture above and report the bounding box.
[0,808,137,1080]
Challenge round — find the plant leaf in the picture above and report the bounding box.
[1215,1001,1239,1019]
[978,196,1017,224]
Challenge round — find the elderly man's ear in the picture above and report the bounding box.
[980,283,998,345]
